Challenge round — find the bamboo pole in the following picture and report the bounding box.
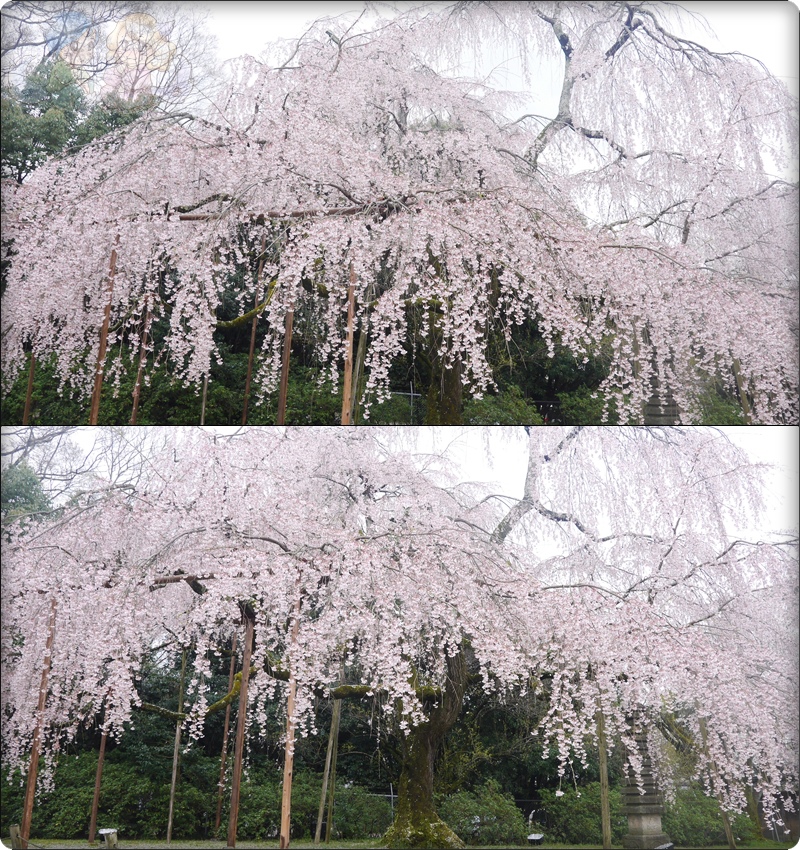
[340,264,356,425]
[280,593,302,849]
[89,245,118,425]
[22,352,35,425]
[227,612,255,849]
[20,597,57,849]
[130,298,151,425]
[242,234,268,425]
[596,710,612,850]
[215,633,238,833]
[314,699,342,844]
[276,307,294,425]
[88,728,108,844]
[166,648,188,844]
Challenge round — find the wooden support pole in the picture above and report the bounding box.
[227,612,255,849]
[732,359,753,425]
[215,633,238,833]
[280,594,302,849]
[325,713,340,845]
[200,374,209,426]
[88,728,108,843]
[20,597,57,849]
[698,713,738,850]
[349,321,368,425]
[242,234,268,425]
[89,246,118,425]
[340,264,356,425]
[276,307,294,426]
[314,699,342,845]
[166,648,188,844]
[130,298,151,425]
[596,709,612,850]
[22,352,35,425]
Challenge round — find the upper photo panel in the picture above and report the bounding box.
[1,1,797,426]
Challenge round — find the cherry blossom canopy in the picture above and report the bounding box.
[2,427,797,825]
[2,3,797,422]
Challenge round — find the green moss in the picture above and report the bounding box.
[383,812,465,848]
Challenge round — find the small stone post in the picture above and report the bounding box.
[622,730,672,850]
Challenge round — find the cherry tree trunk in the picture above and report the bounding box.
[383,652,467,849]
[425,350,463,425]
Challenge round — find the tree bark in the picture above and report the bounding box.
[383,652,467,849]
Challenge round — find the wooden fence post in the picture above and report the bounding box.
[227,611,255,849]
[89,245,119,425]
[20,597,57,849]
[341,264,356,425]
[215,633,238,833]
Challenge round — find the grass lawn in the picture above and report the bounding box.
[12,840,797,850]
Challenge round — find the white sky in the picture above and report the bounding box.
[201,1,799,97]
[416,426,799,536]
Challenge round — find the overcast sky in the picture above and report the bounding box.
[200,1,799,96]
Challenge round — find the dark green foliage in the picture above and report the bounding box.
[1,60,151,184]
[0,460,50,524]
[1,60,85,182]
[439,779,528,846]
[463,385,544,425]
[558,386,620,425]
[537,782,627,845]
[698,391,746,425]
[662,785,760,847]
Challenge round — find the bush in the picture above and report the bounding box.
[537,782,627,845]
[439,779,528,846]
[662,785,760,847]
[229,768,393,842]
[463,385,544,425]
[557,387,619,425]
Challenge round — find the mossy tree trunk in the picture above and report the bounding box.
[383,652,467,849]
